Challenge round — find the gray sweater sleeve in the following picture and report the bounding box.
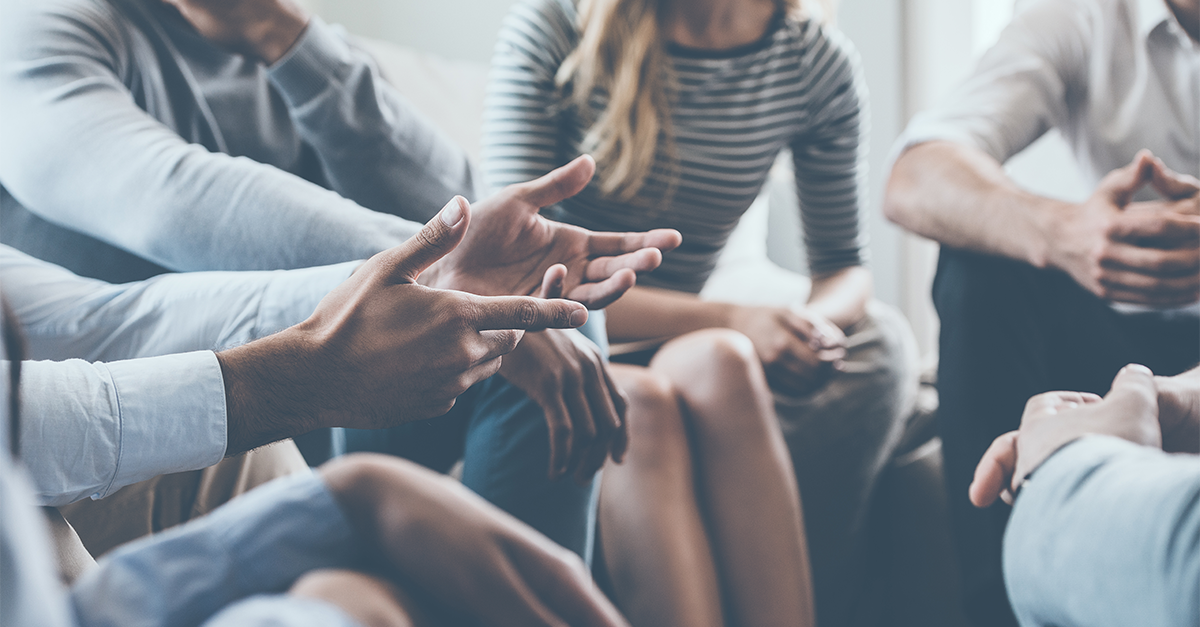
[0,0,424,272]
[1004,435,1200,627]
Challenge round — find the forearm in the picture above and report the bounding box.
[3,246,357,362]
[1004,436,1200,627]
[604,286,737,343]
[884,141,1065,267]
[806,266,871,329]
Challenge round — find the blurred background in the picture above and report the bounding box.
[297,0,1090,362]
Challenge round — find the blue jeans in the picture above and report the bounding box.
[295,315,609,560]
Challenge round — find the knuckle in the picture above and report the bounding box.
[514,300,541,327]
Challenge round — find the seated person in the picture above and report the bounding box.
[0,0,674,560]
[883,0,1200,621]
[483,0,917,624]
[969,363,1199,627]
[1,304,629,627]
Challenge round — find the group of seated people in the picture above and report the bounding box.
[0,0,1196,625]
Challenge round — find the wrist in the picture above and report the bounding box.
[216,327,323,453]
[1037,199,1083,271]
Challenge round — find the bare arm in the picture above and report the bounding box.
[884,141,1063,268]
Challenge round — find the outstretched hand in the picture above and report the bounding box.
[218,198,590,453]
[422,156,683,309]
[968,364,1162,508]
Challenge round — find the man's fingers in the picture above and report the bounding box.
[583,249,664,281]
[545,395,575,479]
[1100,241,1200,277]
[1149,156,1200,201]
[515,155,597,208]
[969,431,1019,508]
[538,264,568,299]
[480,329,526,362]
[1099,149,1155,205]
[1097,268,1200,297]
[598,364,629,464]
[586,228,683,257]
[564,270,638,310]
[382,197,470,282]
[1108,212,1200,248]
[474,296,589,331]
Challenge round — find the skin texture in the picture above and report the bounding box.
[966,364,1195,509]
[318,454,631,627]
[217,200,591,454]
[885,144,1200,307]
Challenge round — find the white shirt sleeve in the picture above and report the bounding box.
[1,245,357,362]
[17,352,227,506]
[891,0,1089,163]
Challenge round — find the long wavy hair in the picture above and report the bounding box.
[555,0,812,202]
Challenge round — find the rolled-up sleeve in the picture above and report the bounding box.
[1004,435,1200,627]
[18,351,227,506]
[891,0,1088,164]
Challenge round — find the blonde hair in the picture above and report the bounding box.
[556,0,809,202]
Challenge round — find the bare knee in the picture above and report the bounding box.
[611,366,690,468]
[653,328,760,387]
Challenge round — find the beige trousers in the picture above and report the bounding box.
[51,440,308,583]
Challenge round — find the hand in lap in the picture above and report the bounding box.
[968,364,1162,508]
[423,156,683,309]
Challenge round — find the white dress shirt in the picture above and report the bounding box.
[899,0,1198,185]
[0,246,356,506]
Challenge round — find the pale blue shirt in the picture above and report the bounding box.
[1005,436,1200,627]
[0,245,355,506]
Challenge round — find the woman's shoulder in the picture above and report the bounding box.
[767,13,863,79]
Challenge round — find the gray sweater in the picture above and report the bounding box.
[0,0,477,283]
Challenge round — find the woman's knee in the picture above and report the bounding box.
[652,328,761,389]
[611,367,690,462]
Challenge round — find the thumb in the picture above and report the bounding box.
[1106,363,1158,412]
[1100,150,1155,207]
[383,197,470,283]
[1148,156,1200,202]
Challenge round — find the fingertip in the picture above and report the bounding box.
[569,306,589,328]
[1121,363,1154,377]
[439,196,467,227]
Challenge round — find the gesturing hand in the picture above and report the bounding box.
[498,329,629,482]
[161,0,310,64]
[728,304,847,395]
[1048,150,1200,306]
[218,198,590,453]
[968,364,1162,508]
[322,455,631,627]
[423,156,683,309]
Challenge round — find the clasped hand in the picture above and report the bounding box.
[968,363,1200,509]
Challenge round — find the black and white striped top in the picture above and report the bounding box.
[482,0,868,294]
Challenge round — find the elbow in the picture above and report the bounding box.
[881,150,925,232]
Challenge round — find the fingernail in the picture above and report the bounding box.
[569,308,588,327]
[1122,364,1154,376]
[439,197,464,226]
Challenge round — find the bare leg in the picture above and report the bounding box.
[290,569,435,627]
[651,329,815,627]
[599,364,725,627]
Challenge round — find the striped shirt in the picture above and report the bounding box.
[482,0,869,294]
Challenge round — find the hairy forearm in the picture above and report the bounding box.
[216,329,323,454]
[604,286,737,343]
[884,141,1065,267]
[807,266,872,329]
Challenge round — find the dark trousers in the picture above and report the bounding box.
[932,247,1199,627]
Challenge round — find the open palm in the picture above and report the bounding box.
[425,156,682,309]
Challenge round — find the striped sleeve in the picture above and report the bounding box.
[789,23,869,275]
[481,0,577,192]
